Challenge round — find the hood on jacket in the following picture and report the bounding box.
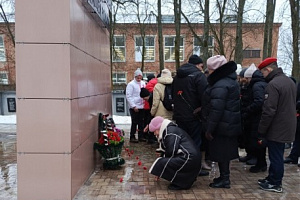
[249,70,266,88]
[207,61,237,85]
[157,76,173,85]
[176,63,201,78]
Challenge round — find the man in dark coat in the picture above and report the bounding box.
[172,55,208,175]
[243,65,267,173]
[148,116,201,190]
[257,57,297,193]
[201,55,241,189]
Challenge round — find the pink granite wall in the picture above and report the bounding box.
[16,0,111,199]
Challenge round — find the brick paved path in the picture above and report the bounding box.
[74,126,300,200]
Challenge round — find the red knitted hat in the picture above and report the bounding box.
[258,57,277,70]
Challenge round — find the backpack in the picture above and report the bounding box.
[162,84,174,111]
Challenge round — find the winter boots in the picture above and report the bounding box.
[209,174,231,189]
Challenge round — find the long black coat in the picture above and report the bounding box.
[201,61,241,162]
[149,119,201,189]
[242,70,267,149]
[172,63,208,121]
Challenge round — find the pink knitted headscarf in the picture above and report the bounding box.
[149,116,164,132]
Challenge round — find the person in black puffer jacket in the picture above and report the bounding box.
[172,55,208,150]
[201,55,242,189]
[239,67,257,164]
[243,64,267,173]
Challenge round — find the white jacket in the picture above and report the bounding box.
[126,79,146,109]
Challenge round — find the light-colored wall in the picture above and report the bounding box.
[16,0,111,199]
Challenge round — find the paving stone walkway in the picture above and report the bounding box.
[74,125,300,200]
[1,123,300,200]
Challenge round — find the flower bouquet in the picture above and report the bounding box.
[94,117,125,169]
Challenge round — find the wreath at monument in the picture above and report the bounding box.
[94,113,125,169]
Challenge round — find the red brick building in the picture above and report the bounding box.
[0,22,15,115]
[112,22,281,87]
[0,22,15,90]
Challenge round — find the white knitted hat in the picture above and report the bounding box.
[134,68,143,77]
[244,63,257,78]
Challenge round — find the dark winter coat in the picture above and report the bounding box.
[258,68,297,143]
[242,70,267,149]
[201,61,241,162]
[172,63,208,121]
[239,82,251,148]
[149,119,201,189]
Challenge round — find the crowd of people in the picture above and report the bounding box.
[125,54,299,193]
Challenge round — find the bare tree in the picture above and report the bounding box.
[215,0,227,55]
[112,0,156,73]
[202,0,210,65]
[263,0,276,59]
[0,0,14,46]
[157,0,164,71]
[174,0,181,69]
[234,0,246,64]
[290,0,300,80]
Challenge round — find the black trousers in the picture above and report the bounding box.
[176,120,202,150]
[218,161,230,177]
[254,146,267,167]
[129,108,145,139]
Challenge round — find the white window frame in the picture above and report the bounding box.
[112,35,126,62]
[135,35,155,62]
[112,72,127,84]
[193,35,214,57]
[164,36,184,62]
[0,71,8,85]
[0,35,6,62]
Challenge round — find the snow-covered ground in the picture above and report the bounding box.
[112,115,131,124]
[0,115,16,124]
[0,114,130,125]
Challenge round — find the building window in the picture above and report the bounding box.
[164,36,184,62]
[112,36,126,62]
[0,36,6,62]
[112,72,127,84]
[135,36,155,62]
[243,49,261,58]
[193,36,214,57]
[0,71,8,84]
